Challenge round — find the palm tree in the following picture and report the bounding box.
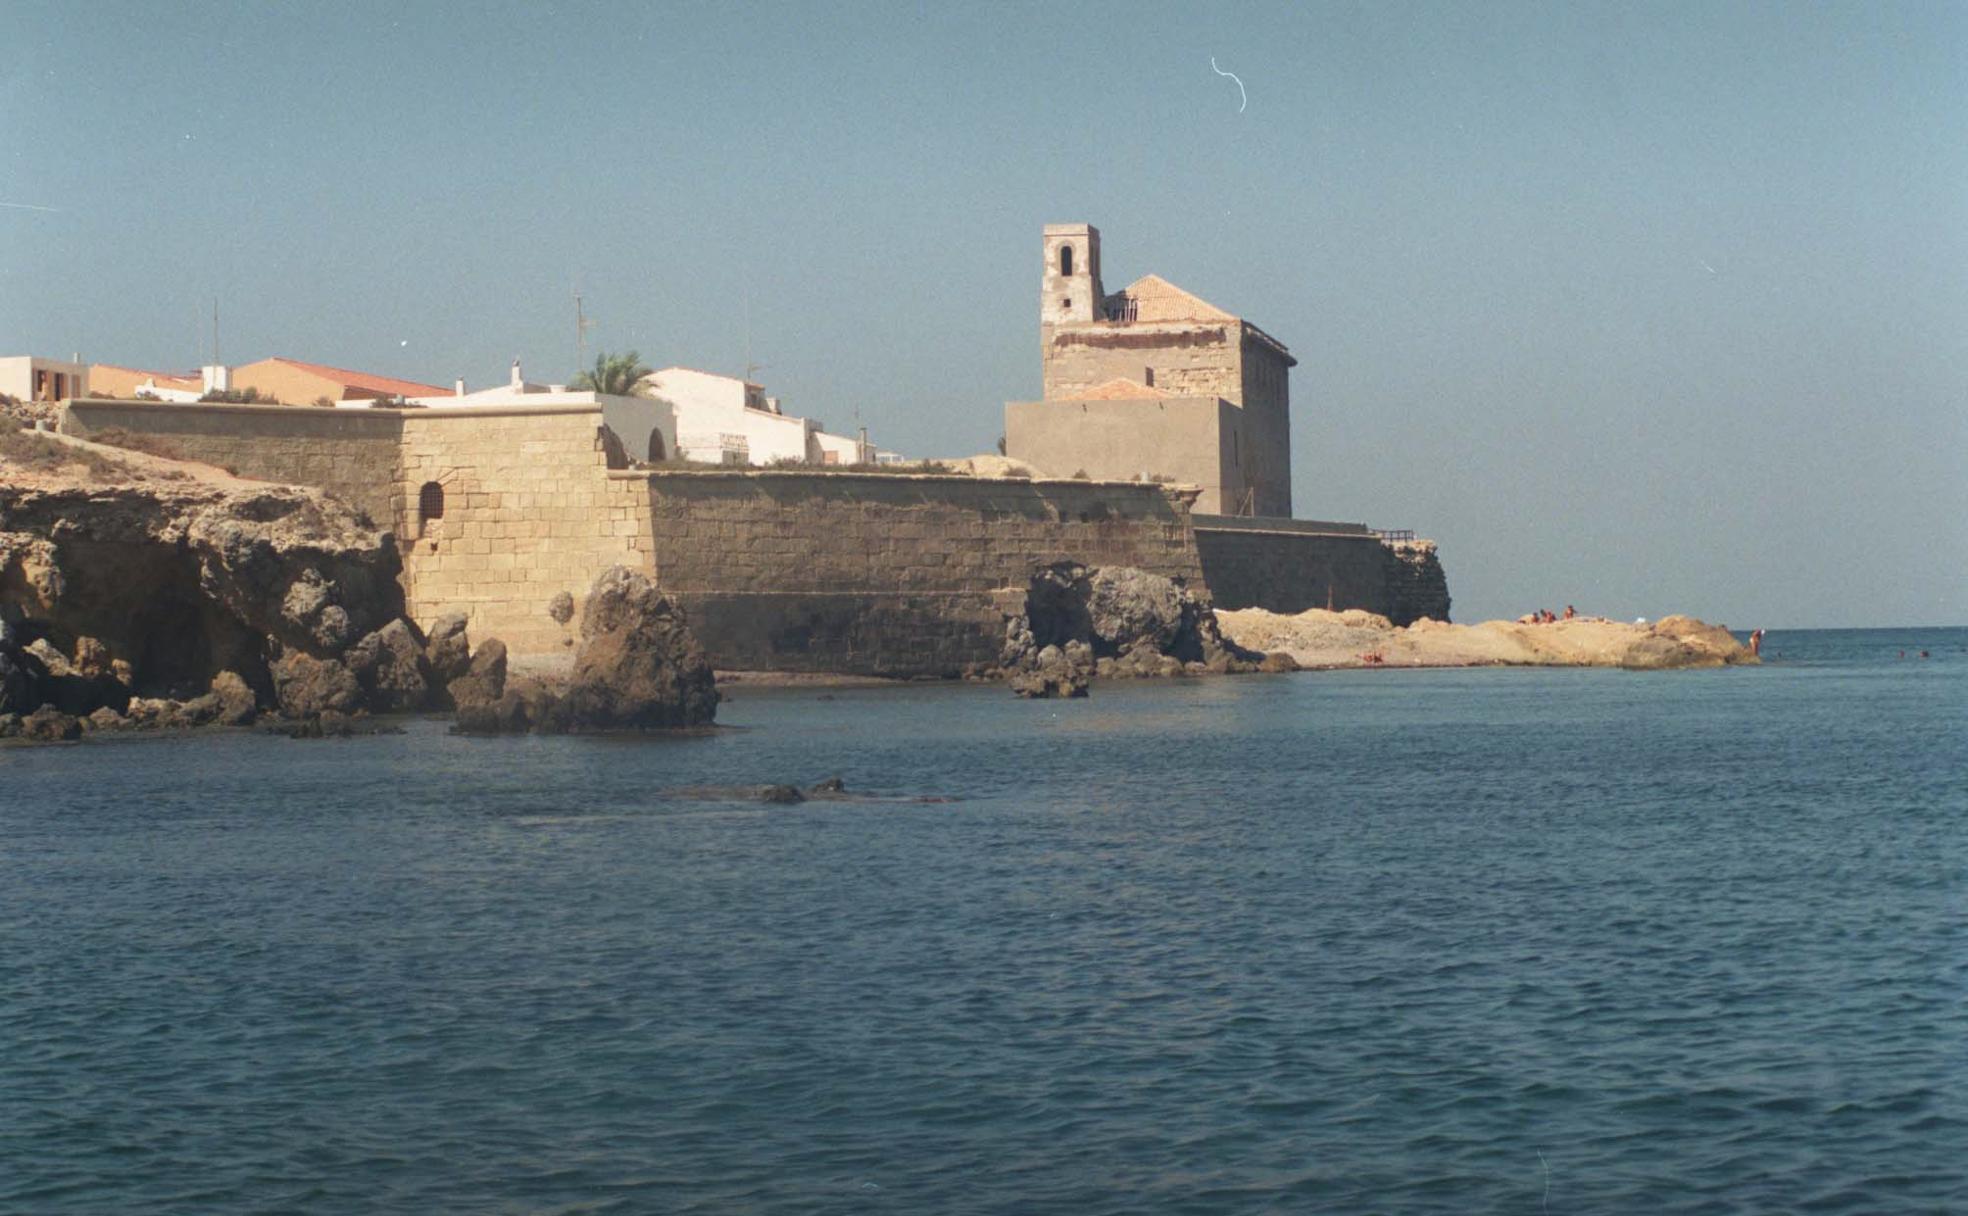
[572,350,654,396]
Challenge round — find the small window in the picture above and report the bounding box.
[419,480,445,522]
[1060,244,1074,277]
[647,430,667,462]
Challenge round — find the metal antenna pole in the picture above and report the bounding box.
[575,292,594,373]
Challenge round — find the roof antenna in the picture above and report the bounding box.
[575,289,594,372]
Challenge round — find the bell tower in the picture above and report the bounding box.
[1041,223,1103,328]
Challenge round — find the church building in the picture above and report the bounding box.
[1005,223,1296,517]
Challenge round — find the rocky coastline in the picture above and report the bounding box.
[1215,606,1758,670]
[0,431,717,742]
[4,430,1752,743]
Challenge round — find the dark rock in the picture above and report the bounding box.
[1085,566,1186,654]
[346,618,432,712]
[1257,651,1300,673]
[20,636,128,716]
[547,591,575,625]
[0,644,34,715]
[758,784,806,804]
[20,704,81,742]
[447,637,508,712]
[452,676,554,735]
[0,712,19,738]
[1003,563,1262,689]
[424,613,472,684]
[269,648,363,718]
[84,705,127,731]
[808,776,847,795]
[555,567,718,730]
[1009,643,1092,698]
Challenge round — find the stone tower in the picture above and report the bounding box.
[1040,223,1104,331]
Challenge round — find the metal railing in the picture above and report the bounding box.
[1102,296,1139,323]
[1371,528,1416,542]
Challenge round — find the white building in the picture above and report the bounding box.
[406,361,677,463]
[639,366,874,466]
[0,355,89,403]
[405,362,878,468]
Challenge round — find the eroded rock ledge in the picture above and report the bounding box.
[0,462,492,739]
[1214,607,1757,670]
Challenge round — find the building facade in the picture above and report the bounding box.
[1005,224,1296,517]
[0,356,89,403]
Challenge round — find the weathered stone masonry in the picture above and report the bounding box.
[55,399,1450,671]
[635,470,1207,674]
[1192,516,1452,626]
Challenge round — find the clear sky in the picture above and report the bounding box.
[4,1,1962,627]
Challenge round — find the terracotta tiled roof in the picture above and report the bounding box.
[91,364,202,390]
[264,357,450,398]
[1059,377,1176,401]
[1112,274,1238,323]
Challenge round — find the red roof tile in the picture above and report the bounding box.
[264,357,450,398]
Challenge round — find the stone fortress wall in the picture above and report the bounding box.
[62,400,645,659]
[1191,515,1450,625]
[56,400,1449,672]
[59,399,403,523]
[635,470,1207,674]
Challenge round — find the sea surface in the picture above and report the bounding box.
[2,627,1964,1214]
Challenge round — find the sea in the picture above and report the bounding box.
[2,627,1963,1214]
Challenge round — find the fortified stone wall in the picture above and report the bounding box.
[1193,519,1451,626]
[62,399,402,523]
[398,409,649,657]
[635,470,1207,674]
[53,400,1453,668]
[60,400,651,657]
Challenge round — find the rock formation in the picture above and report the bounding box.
[999,563,1282,696]
[1214,606,1759,670]
[453,566,718,733]
[0,439,500,740]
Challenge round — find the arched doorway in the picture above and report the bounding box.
[647,429,667,462]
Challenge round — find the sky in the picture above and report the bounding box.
[2,0,1962,627]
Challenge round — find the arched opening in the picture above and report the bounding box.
[1059,244,1074,277]
[647,429,667,462]
[418,481,445,538]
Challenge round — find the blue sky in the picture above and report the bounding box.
[3,1,1962,626]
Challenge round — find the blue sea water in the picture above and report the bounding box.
[1,627,1964,1214]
